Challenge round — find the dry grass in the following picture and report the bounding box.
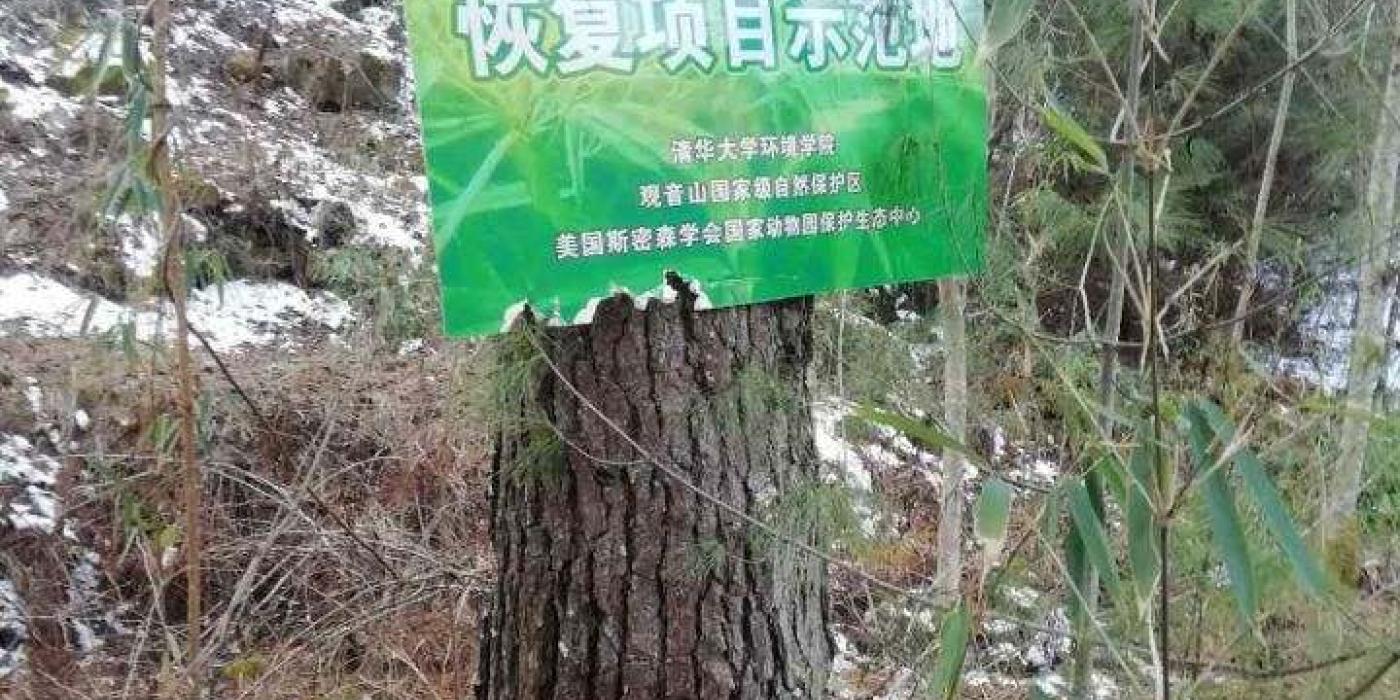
[0,337,494,698]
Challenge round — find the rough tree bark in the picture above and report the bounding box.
[477,290,831,699]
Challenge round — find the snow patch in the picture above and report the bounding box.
[1,81,79,124]
[186,280,353,350]
[1002,585,1041,609]
[0,273,354,351]
[812,399,871,492]
[0,578,25,679]
[115,214,162,278]
[23,380,43,416]
[1,435,62,534]
[1268,271,1400,393]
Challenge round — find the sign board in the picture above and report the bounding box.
[405,0,987,337]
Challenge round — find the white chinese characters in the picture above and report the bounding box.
[454,0,973,78]
[555,205,924,259]
[637,170,863,207]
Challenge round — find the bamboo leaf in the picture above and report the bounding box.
[975,478,1014,579]
[1065,524,1090,618]
[1098,453,1128,511]
[975,477,1014,546]
[1068,479,1123,600]
[1039,103,1109,174]
[1194,400,1332,598]
[1186,405,1257,623]
[928,603,971,700]
[120,20,143,82]
[1125,442,1160,609]
[86,21,120,98]
[853,405,982,464]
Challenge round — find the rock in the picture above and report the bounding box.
[313,200,356,248]
[223,48,265,84]
[174,171,223,213]
[333,0,389,16]
[205,199,312,287]
[272,47,401,113]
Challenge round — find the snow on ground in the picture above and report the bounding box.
[0,435,61,535]
[0,272,353,351]
[0,28,83,126]
[115,214,162,278]
[813,399,872,491]
[0,578,24,679]
[161,0,429,256]
[0,385,127,680]
[270,0,401,63]
[0,81,80,124]
[264,136,428,254]
[1268,272,1400,393]
[1010,454,1062,486]
[811,398,882,536]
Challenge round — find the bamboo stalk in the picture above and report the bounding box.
[148,0,203,693]
[1231,0,1298,352]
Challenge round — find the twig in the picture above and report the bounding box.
[1172,0,1376,137]
[187,324,267,426]
[1342,651,1400,699]
[1232,0,1298,352]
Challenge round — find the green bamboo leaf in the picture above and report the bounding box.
[1186,405,1257,623]
[928,603,971,700]
[121,20,142,80]
[1098,453,1128,510]
[435,131,518,245]
[984,0,1034,54]
[1042,480,1063,545]
[975,477,1014,546]
[1068,479,1123,600]
[852,405,981,464]
[1194,400,1332,598]
[1039,103,1109,174]
[1063,506,1095,690]
[1064,524,1090,618]
[1125,442,1160,608]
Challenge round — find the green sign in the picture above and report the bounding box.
[405,0,987,337]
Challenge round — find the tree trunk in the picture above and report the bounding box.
[1326,7,1400,561]
[476,291,831,699]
